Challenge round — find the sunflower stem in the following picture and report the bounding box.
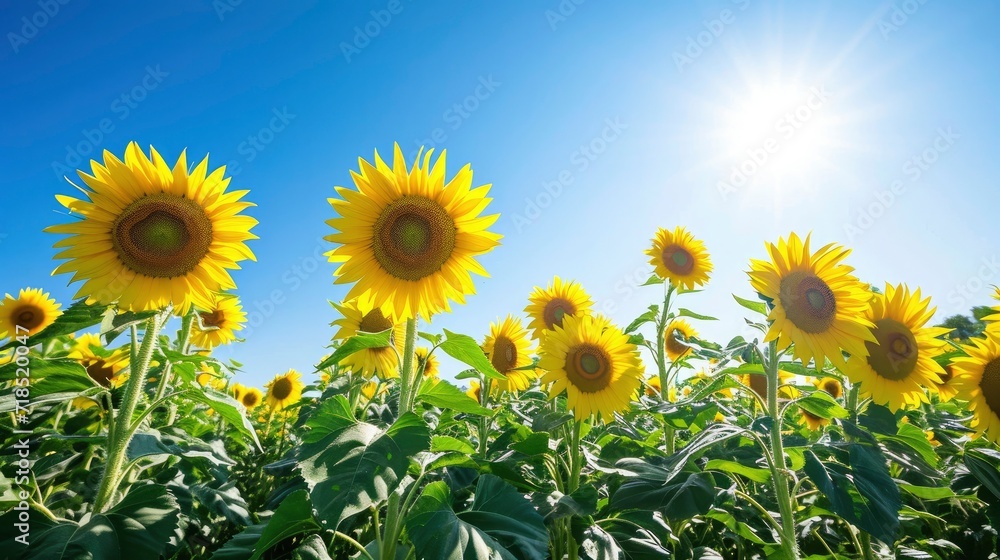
[93,313,163,513]
[566,419,584,560]
[765,340,799,560]
[397,318,418,415]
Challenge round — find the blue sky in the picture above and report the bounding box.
[2,1,999,389]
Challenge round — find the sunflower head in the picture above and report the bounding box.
[799,408,830,431]
[68,333,129,388]
[645,226,713,290]
[47,143,258,313]
[332,291,405,379]
[415,346,440,380]
[190,293,246,349]
[525,276,594,341]
[0,288,61,339]
[240,387,263,410]
[664,318,697,361]
[936,363,960,402]
[361,381,384,400]
[483,315,537,392]
[949,330,1000,444]
[538,314,644,423]
[844,284,950,411]
[748,233,875,369]
[739,370,796,404]
[644,375,662,397]
[265,369,304,411]
[231,383,247,402]
[466,380,482,403]
[325,144,501,321]
[814,377,843,399]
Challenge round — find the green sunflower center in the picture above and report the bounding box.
[14,304,45,331]
[866,318,919,381]
[565,343,612,392]
[271,377,293,401]
[779,271,836,334]
[112,194,213,278]
[372,196,457,281]
[661,244,694,275]
[543,298,574,330]
[491,335,518,373]
[981,358,1000,416]
[200,309,225,329]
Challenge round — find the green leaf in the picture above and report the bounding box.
[188,389,262,451]
[641,275,664,286]
[405,475,548,560]
[315,329,392,371]
[0,357,93,413]
[432,436,477,455]
[611,470,717,520]
[417,379,490,416]
[733,294,767,316]
[440,329,505,380]
[877,423,938,468]
[418,331,442,345]
[898,483,955,501]
[298,397,431,529]
[0,299,108,351]
[537,485,598,521]
[588,514,671,560]
[705,459,771,483]
[624,310,658,334]
[293,534,333,560]
[250,489,321,560]
[100,308,159,345]
[794,391,849,420]
[678,308,718,321]
[965,447,1000,499]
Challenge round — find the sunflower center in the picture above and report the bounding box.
[565,343,612,392]
[491,335,518,373]
[980,358,1000,416]
[938,365,954,385]
[14,305,45,331]
[86,360,116,388]
[271,377,293,400]
[112,193,213,278]
[359,308,393,334]
[666,328,691,357]
[747,373,768,400]
[543,298,575,330]
[865,319,919,381]
[242,392,260,407]
[661,244,694,275]
[372,196,457,281]
[822,379,842,398]
[779,271,836,334]
[200,309,225,328]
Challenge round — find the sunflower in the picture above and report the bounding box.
[466,380,482,403]
[190,293,246,349]
[924,430,941,447]
[936,363,960,402]
[325,144,501,321]
[949,330,1000,444]
[644,375,662,397]
[483,315,536,392]
[332,291,405,379]
[415,346,439,379]
[739,370,796,403]
[361,381,387,400]
[664,319,697,361]
[844,284,950,411]
[645,226,713,290]
[46,143,258,313]
[748,233,875,369]
[265,369,304,410]
[0,288,62,339]
[231,383,247,402]
[798,408,829,431]
[240,387,263,410]
[68,333,129,388]
[525,277,594,341]
[813,377,843,399]
[539,314,644,422]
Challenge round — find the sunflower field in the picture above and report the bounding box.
[2,141,1000,560]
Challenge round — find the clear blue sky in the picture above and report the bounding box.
[3,1,999,389]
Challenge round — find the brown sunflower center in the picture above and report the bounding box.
[359,308,393,334]
[491,335,518,373]
[666,328,691,356]
[543,298,575,330]
[112,193,213,278]
[747,373,768,400]
[661,244,694,275]
[14,304,45,331]
[779,271,836,334]
[242,391,260,408]
[271,377,293,401]
[865,318,918,381]
[200,309,225,328]
[822,379,842,399]
[565,343,612,392]
[981,358,1000,415]
[938,364,954,385]
[372,196,456,281]
[86,359,116,388]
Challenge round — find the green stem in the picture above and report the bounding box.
[859,531,877,560]
[397,318,418,415]
[335,531,375,560]
[765,340,799,560]
[566,420,584,560]
[93,314,163,512]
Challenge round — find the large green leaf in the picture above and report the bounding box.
[250,489,321,560]
[965,447,1000,499]
[100,308,159,345]
[611,470,717,521]
[794,391,849,420]
[405,475,548,560]
[440,330,505,380]
[187,388,262,450]
[417,379,490,416]
[0,484,179,559]
[314,329,393,371]
[297,396,430,529]
[292,535,333,560]
[733,294,767,315]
